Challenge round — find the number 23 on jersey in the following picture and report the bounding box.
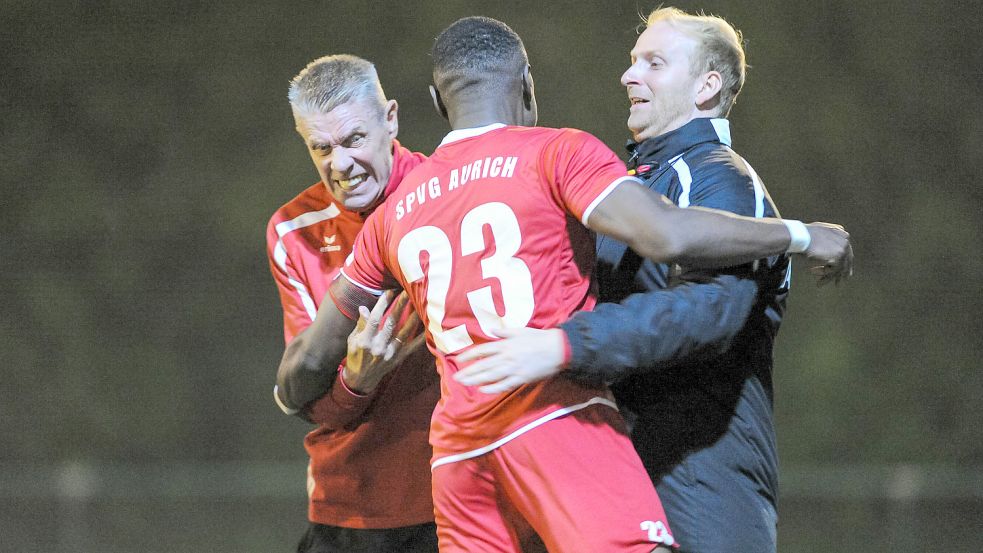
[397,202,535,354]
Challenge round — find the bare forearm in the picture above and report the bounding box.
[589,181,789,267]
[589,181,852,283]
[275,301,356,412]
[640,205,790,268]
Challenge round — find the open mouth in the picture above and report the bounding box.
[337,175,367,191]
[629,97,649,107]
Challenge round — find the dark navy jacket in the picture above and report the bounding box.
[561,118,789,551]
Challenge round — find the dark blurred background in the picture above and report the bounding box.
[1,0,980,551]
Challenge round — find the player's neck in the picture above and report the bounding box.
[447,103,522,130]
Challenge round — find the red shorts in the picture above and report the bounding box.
[431,404,676,552]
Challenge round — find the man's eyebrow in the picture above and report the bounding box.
[307,126,366,149]
[631,48,661,59]
[336,127,367,144]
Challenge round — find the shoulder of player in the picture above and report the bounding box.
[392,141,428,172]
[267,182,353,246]
[528,126,609,160]
[678,143,757,192]
[269,181,330,222]
[540,126,600,143]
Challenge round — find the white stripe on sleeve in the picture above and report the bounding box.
[581,176,642,226]
[273,204,342,321]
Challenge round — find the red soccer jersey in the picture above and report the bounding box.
[266,140,440,528]
[341,125,635,462]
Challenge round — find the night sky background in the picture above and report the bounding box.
[2,1,980,551]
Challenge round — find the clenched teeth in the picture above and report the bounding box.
[338,175,366,190]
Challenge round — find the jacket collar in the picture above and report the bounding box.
[626,118,732,176]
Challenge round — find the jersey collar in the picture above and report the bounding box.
[383,138,412,197]
[627,118,732,171]
[438,123,507,147]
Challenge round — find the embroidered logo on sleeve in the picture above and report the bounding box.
[320,234,341,253]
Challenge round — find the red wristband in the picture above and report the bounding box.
[337,360,370,398]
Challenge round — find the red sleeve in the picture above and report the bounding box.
[304,364,377,427]
[540,129,631,223]
[266,216,319,343]
[268,208,380,428]
[338,206,395,295]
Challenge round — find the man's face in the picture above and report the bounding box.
[621,21,703,142]
[295,98,398,212]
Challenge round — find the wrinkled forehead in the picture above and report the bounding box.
[295,99,384,142]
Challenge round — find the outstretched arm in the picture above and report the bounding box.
[559,273,759,386]
[454,274,757,393]
[586,180,852,284]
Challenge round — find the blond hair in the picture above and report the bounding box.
[646,7,746,116]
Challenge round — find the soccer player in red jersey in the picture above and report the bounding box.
[266,55,439,552]
[277,18,852,553]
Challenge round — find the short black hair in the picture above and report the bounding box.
[432,16,528,91]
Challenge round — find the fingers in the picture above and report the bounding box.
[456,342,501,363]
[393,306,423,345]
[390,333,427,366]
[354,305,371,332]
[809,259,851,287]
[349,304,372,349]
[454,359,509,386]
[454,359,525,394]
[390,291,412,321]
[366,290,395,330]
[369,313,397,356]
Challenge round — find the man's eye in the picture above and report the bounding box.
[348,134,365,147]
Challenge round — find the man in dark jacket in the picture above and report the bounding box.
[454,7,843,552]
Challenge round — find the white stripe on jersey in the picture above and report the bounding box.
[740,158,766,218]
[740,157,765,271]
[670,157,693,208]
[273,204,342,321]
[581,175,642,227]
[430,396,619,471]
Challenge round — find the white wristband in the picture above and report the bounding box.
[782,219,811,254]
[273,385,300,415]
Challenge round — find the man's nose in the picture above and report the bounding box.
[621,63,641,87]
[330,147,354,174]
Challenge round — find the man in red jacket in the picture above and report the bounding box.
[266,54,439,553]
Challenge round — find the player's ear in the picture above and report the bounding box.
[695,70,723,111]
[384,99,399,138]
[521,65,534,110]
[429,85,448,120]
